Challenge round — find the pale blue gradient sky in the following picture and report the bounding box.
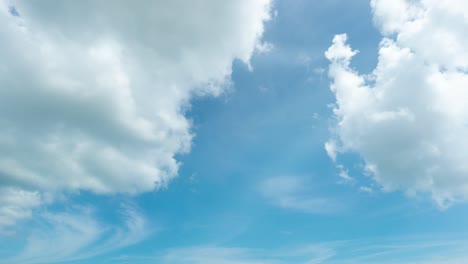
[1,1,468,263]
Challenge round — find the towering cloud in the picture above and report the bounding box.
[0,0,271,227]
[326,0,468,206]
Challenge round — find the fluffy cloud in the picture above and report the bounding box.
[326,0,468,206]
[0,0,271,226]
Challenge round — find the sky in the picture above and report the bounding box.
[1,0,468,263]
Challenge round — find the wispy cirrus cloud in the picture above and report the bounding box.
[0,187,51,231]
[259,176,345,214]
[110,244,337,264]
[97,235,468,264]
[0,204,151,264]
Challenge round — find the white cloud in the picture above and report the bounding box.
[359,186,374,194]
[0,0,272,226]
[160,247,271,264]
[147,244,335,264]
[0,204,149,264]
[0,188,43,228]
[324,141,338,162]
[259,176,344,214]
[94,235,468,264]
[324,142,355,183]
[326,0,468,206]
[336,164,354,183]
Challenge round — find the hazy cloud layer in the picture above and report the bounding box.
[79,236,468,264]
[260,176,344,214]
[326,0,468,206]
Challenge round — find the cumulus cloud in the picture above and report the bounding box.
[0,0,271,226]
[326,0,468,206]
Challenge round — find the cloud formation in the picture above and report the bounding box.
[260,176,343,214]
[82,236,468,264]
[0,0,271,226]
[326,0,468,206]
[0,204,149,264]
[0,187,50,230]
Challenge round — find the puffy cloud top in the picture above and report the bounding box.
[0,0,271,227]
[326,0,468,206]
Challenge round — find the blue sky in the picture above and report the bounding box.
[1,0,468,263]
